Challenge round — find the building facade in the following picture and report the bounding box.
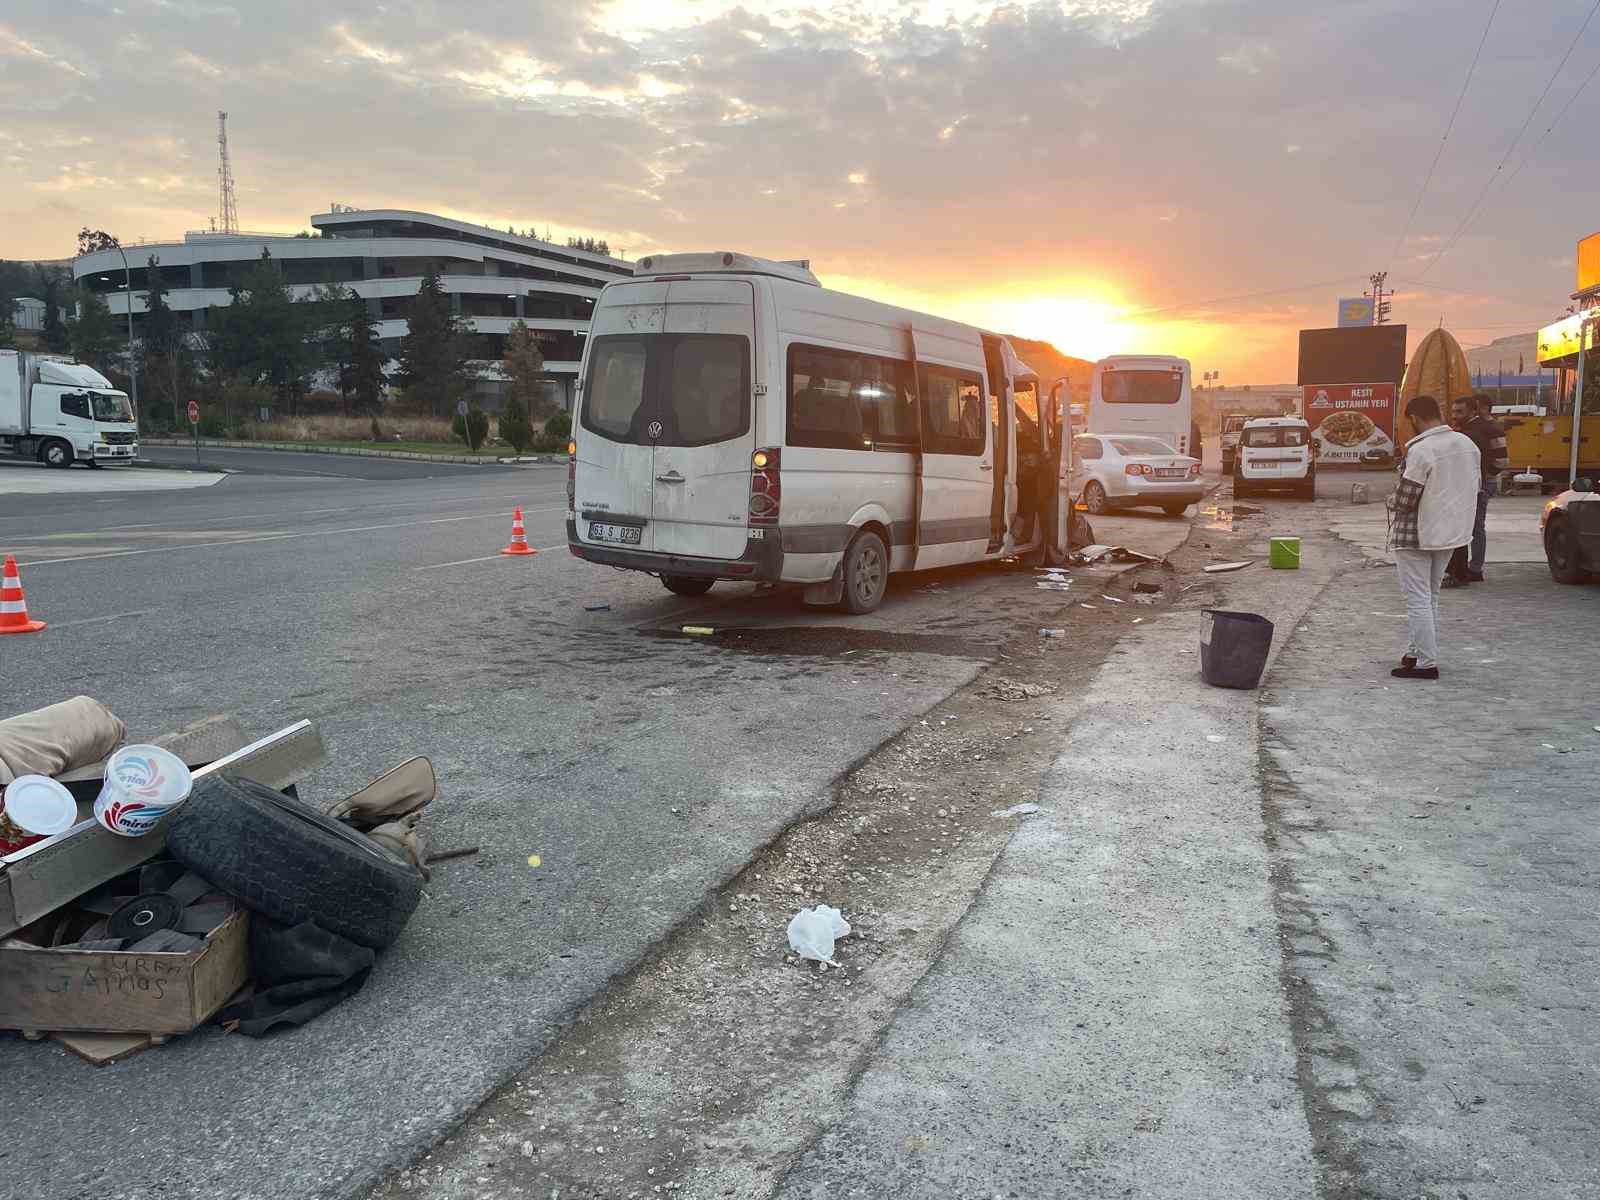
[72,209,634,409]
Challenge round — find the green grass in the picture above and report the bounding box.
[255,439,564,457]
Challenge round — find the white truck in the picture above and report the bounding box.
[1,350,138,468]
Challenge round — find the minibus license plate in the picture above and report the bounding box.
[589,521,642,546]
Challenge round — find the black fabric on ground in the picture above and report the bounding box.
[220,918,375,1036]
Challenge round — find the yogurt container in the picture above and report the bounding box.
[94,745,193,837]
[1,775,79,855]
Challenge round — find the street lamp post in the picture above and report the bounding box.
[113,244,139,417]
[1568,311,1591,488]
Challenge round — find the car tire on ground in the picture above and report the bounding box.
[1545,517,1586,584]
[1233,474,1251,498]
[661,575,715,597]
[1295,475,1315,501]
[40,439,73,469]
[1083,481,1108,515]
[1162,503,1189,517]
[841,527,889,614]
[166,773,424,950]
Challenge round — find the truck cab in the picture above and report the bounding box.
[1,351,138,468]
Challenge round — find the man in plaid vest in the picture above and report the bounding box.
[1388,394,1480,679]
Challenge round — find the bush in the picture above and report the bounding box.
[499,392,533,455]
[451,405,489,452]
[545,409,572,439]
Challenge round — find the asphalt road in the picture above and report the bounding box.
[0,451,1189,1200]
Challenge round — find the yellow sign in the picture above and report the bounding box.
[1579,231,1600,295]
[1537,310,1598,365]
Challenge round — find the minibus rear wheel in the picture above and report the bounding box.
[842,529,889,614]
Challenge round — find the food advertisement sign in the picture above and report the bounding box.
[1303,383,1395,463]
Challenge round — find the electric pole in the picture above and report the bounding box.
[1367,271,1391,325]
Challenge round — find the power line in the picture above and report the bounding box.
[1126,276,1370,320]
[1498,51,1600,192]
[1416,0,1600,279]
[1390,0,1502,266]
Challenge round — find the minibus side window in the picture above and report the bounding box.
[867,357,918,449]
[920,367,985,456]
[788,344,870,451]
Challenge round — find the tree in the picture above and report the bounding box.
[68,288,120,369]
[329,288,386,415]
[76,228,120,256]
[142,256,181,358]
[499,389,532,454]
[395,264,470,416]
[501,319,551,420]
[38,267,69,352]
[452,402,489,452]
[141,255,192,422]
[208,249,320,414]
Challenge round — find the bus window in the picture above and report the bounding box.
[788,345,869,450]
[1101,371,1183,404]
[865,357,918,448]
[920,368,985,456]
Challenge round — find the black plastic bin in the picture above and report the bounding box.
[1200,609,1274,689]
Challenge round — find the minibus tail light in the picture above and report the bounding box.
[749,447,781,525]
[566,440,576,510]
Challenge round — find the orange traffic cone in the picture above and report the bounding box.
[500,507,536,556]
[0,555,46,635]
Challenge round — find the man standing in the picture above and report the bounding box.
[1444,393,1508,585]
[1388,395,1481,680]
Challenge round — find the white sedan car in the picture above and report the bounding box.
[1073,434,1204,517]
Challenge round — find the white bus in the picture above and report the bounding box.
[1088,355,1197,458]
[566,252,1077,613]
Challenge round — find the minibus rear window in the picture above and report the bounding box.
[581,334,750,447]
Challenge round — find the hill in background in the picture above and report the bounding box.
[1005,335,1094,401]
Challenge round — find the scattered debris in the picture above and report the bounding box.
[1069,544,1116,564]
[425,846,480,865]
[991,802,1041,818]
[1132,617,1144,624]
[1036,581,1073,592]
[1230,503,1265,517]
[1204,561,1254,574]
[1110,547,1166,564]
[1099,594,1126,604]
[786,905,851,966]
[1132,594,1158,605]
[1350,482,1370,505]
[1205,735,1226,743]
[681,626,714,636]
[1079,604,1098,610]
[985,680,1058,702]
[1039,628,1066,638]
[583,602,610,612]
[1131,581,1162,594]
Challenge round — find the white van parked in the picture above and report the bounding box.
[1233,416,1315,499]
[567,252,1077,613]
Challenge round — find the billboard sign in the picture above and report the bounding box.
[1304,382,1396,463]
[1337,297,1374,328]
[1578,231,1600,295]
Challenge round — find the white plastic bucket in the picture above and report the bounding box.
[94,744,193,837]
[1,775,78,854]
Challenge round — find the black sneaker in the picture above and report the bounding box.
[1465,570,1485,582]
[1391,665,1440,680]
[1401,655,1417,669]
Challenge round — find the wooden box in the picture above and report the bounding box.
[0,909,249,1035]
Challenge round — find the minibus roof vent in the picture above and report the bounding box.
[631,252,821,286]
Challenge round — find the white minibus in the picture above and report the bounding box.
[566,252,1077,613]
[1088,355,1197,458]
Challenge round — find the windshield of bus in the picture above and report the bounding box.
[92,391,134,423]
[1100,370,1183,405]
[581,334,750,447]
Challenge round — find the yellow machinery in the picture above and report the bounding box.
[1513,308,1600,486]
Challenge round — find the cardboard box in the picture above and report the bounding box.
[0,719,326,937]
[0,909,249,1035]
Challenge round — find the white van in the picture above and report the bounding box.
[1234,416,1314,499]
[1088,355,1197,458]
[566,252,1077,612]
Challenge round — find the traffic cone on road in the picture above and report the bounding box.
[0,555,46,635]
[500,507,537,556]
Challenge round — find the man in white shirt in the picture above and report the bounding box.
[1388,394,1480,679]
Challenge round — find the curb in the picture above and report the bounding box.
[140,439,565,467]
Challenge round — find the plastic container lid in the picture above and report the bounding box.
[3,775,78,835]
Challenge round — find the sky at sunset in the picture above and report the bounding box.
[2,0,1597,379]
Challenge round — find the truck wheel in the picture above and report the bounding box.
[165,773,423,950]
[661,575,714,597]
[842,528,889,614]
[41,439,73,469]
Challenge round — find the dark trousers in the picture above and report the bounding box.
[1448,482,1493,577]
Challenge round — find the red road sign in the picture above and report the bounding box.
[187,400,200,424]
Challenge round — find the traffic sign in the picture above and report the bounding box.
[187,400,200,424]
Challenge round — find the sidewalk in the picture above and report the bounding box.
[775,502,1599,1198]
[776,512,1346,1198]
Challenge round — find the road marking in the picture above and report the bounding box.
[414,544,567,571]
[47,609,152,629]
[16,510,532,569]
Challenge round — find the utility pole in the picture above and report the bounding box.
[217,111,238,234]
[113,243,139,417]
[1367,271,1391,325]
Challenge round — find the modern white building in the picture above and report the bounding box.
[71,208,635,409]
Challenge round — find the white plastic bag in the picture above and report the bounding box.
[787,904,852,965]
